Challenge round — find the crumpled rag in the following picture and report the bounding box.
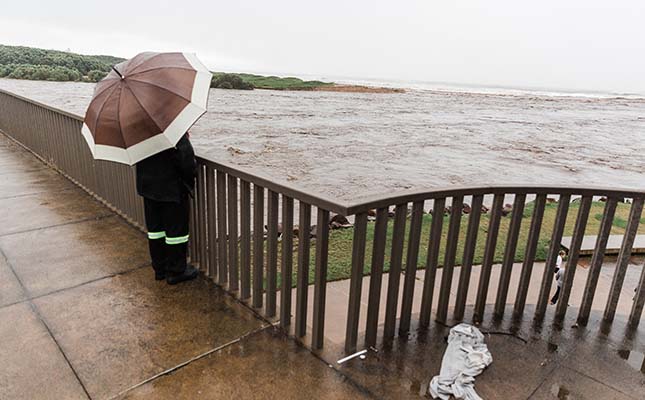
[429,323,493,400]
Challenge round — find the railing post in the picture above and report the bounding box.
[216,171,228,285]
[227,176,239,291]
[266,190,279,317]
[295,202,311,338]
[474,194,504,323]
[399,201,425,334]
[206,166,217,278]
[419,198,446,328]
[555,196,592,322]
[577,197,617,325]
[280,196,294,329]
[312,208,330,350]
[252,184,265,308]
[345,212,368,353]
[383,204,408,339]
[436,195,464,323]
[365,208,389,348]
[455,195,483,321]
[604,198,644,322]
[239,181,252,299]
[494,193,526,319]
[628,260,645,327]
[535,194,570,321]
[514,194,546,318]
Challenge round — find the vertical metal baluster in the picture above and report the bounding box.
[436,195,465,323]
[474,194,505,323]
[514,194,547,318]
[312,209,330,350]
[383,204,408,339]
[555,196,592,322]
[345,212,368,353]
[206,167,217,278]
[239,181,252,299]
[190,173,200,267]
[252,184,265,308]
[494,193,526,319]
[266,190,279,317]
[399,201,425,334]
[535,194,571,320]
[419,198,446,328]
[604,198,644,322]
[628,260,645,328]
[227,175,239,291]
[577,197,617,325]
[295,203,312,337]
[454,195,484,321]
[280,196,294,329]
[365,208,389,348]
[198,166,208,273]
[216,171,228,285]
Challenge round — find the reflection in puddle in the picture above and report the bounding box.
[547,342,559,353]
[617,349,645,373]
[551,384,570,399]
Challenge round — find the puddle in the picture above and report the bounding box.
[617,349,645,373]
[551,384,571,400]
[547,342,559,353]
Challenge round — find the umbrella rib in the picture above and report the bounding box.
[127,78,193,102]
[125,52,167,75]
[90,84,120,135]
[123,83,164,135]
[126,66,200,78]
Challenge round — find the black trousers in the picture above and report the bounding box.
[143,196,190,275]
[551,286,561,304]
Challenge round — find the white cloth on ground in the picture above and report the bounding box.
[429,323,493,400]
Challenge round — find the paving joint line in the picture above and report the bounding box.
[0,245,93,399]
[0,213,116,239]
[0,186,77,201]
[106,324,273,400]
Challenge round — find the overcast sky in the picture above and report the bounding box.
[2,1,645,94]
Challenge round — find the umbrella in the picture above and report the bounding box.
[81,52,212,165]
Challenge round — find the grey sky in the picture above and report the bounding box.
[2,1,645,94]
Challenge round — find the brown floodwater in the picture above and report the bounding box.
[1,78,644,202]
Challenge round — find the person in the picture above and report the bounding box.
[550,261,565,305]
[136,132,198,284]
[554,250,566,273]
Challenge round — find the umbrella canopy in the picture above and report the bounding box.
[81,52,212,165]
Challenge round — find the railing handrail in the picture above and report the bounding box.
[3,87,645,218]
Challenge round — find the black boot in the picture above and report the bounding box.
[166,265,199,285]
[165,242,198,285]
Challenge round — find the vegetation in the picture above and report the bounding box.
[0,44,124,82]
[1,44,336,90]
[211,72,334,91]
[263,200,645,287]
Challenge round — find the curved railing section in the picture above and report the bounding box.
[1,88,644,356]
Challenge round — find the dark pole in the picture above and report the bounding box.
[111,66,124,79]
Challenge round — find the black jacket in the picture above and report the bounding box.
[136,134,197,202]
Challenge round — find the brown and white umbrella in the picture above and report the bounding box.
[81,52,212,165]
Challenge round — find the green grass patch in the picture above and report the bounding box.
[259,200,645,288]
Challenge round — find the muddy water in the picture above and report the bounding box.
[2,78,644,202]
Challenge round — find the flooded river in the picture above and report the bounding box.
[1,78,644,201]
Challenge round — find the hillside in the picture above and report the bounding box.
[0,44,401,93]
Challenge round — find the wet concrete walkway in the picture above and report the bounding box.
[2,132,645,399]
[0,134,369,400]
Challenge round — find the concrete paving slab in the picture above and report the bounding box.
[562,234,645,255]
[33,268,266,400]
[0,187,111,236]
[0,166,73,199]
[0,302,88,400]
[0,216,149,297]
[120,327,371,400]
[529,367,636,400]
[0,253,25,307]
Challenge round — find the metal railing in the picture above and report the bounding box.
[1,87,644,356]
